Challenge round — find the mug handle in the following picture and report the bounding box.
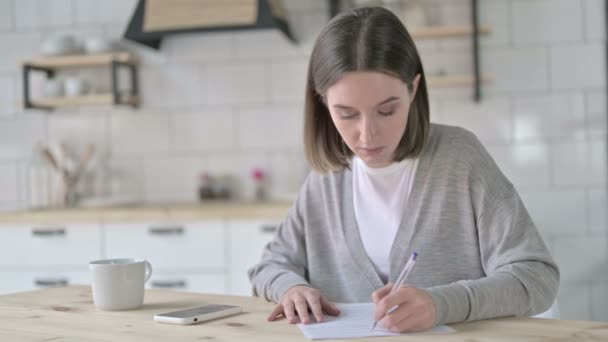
[144,261,153,283]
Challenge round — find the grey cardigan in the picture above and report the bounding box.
[248,124,559,326]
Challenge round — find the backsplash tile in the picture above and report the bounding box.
[235,106,302,150]
[550,43,606,90]
[483,47,548,94]
[513,94,586,143]
[204,63,267,106]
[0,162,19,203]
[171,110,236,152]
[109,111,170,155]
[15,0,73,29]
[584,0,606,42]
[0,0,12,31]
[520,189,588,235]
[512,0,583,44]
[0,75,16,118]
[0,32,41,73]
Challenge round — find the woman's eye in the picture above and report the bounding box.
[379,110,394,116]
[340,112,358,119]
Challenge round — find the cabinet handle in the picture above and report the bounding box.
[260,225,277,234]
[148,226,185,235]
[34,278,69,287]
[31,227,66,237]
[150,280,187,289]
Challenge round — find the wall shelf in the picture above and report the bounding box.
[21,52,136,69]
[410,25,492,39]
[21,52,139,110]
[427,75,491,87]
[28,94,139,108]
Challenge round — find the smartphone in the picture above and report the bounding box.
[154,304,242,325]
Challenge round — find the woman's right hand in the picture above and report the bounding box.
[267,285,341,324]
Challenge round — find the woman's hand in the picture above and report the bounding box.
[371,283,436,332]
[268,285,341,324]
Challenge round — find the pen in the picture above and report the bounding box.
[371,252,418,331]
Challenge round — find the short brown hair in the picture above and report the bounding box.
[304,7,430,173]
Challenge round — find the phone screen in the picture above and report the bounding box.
[158,305,237,318]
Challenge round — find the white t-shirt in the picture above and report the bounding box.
[352,156,418,283]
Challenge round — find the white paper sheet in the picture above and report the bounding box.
[297,303,455,340]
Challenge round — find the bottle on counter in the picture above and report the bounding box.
[198,172,214,201]
[28,145,52,209]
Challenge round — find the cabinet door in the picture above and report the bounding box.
[104,221,226,270]
[0,224,102,267]
[0,270,90,295]
[148,272,226,294]
[228,220,280,296]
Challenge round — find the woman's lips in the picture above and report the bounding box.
[358,146,384,156]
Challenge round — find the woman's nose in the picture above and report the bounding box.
[360,116,378,142]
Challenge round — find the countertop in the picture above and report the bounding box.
[0,201,293,224]
[0,286,606,341]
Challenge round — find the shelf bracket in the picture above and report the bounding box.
[329,0,340,18]
[22,64,55,110]
[471,0,481,102]
[110,60,139,108]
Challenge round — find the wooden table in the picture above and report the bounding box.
[0,286,606,341]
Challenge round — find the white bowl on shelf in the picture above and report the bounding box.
[84,37,113,54]
[41,35,78,56]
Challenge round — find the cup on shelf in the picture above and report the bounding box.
[64,77,90,97]
[42,79,64,98]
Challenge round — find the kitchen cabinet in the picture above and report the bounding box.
[148,272,225,294]
[0,204,290,295]
[0,223,102,267]
[0,223,100,295]
[104,221,226,270]
[227,219,280,296]
[0,270,89,295]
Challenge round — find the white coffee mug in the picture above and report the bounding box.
[89,258,152,311]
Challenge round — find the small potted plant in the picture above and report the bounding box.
[251,168,266,201]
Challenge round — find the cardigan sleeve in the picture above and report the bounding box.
[425,133,559,325]
[248,177,312,302]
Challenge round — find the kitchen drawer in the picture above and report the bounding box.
[0,270,90,295]
[147,272,226,295]
[0,224,102,267]
[227,219,280,296]
[104,221,226,270]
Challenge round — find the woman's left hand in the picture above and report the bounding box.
[371,283,436,333]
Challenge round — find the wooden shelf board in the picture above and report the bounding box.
[411,25,492,39]
[22,52,137,68]
[29,94,139,107]
[427,75,492,87]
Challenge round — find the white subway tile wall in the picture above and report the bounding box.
[0,0,605,320]
[512,0,583,44]
[0,76,16,118]
[0,0,13,31]
[15,0,73,30]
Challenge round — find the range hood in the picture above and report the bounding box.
[124,0,296,49]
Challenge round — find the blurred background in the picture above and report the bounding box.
[0,0,606,322]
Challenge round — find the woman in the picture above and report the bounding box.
[248,6,559,333]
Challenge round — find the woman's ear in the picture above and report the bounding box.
[410,73,421,103]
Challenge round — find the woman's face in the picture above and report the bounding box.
[325,71,420,168]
